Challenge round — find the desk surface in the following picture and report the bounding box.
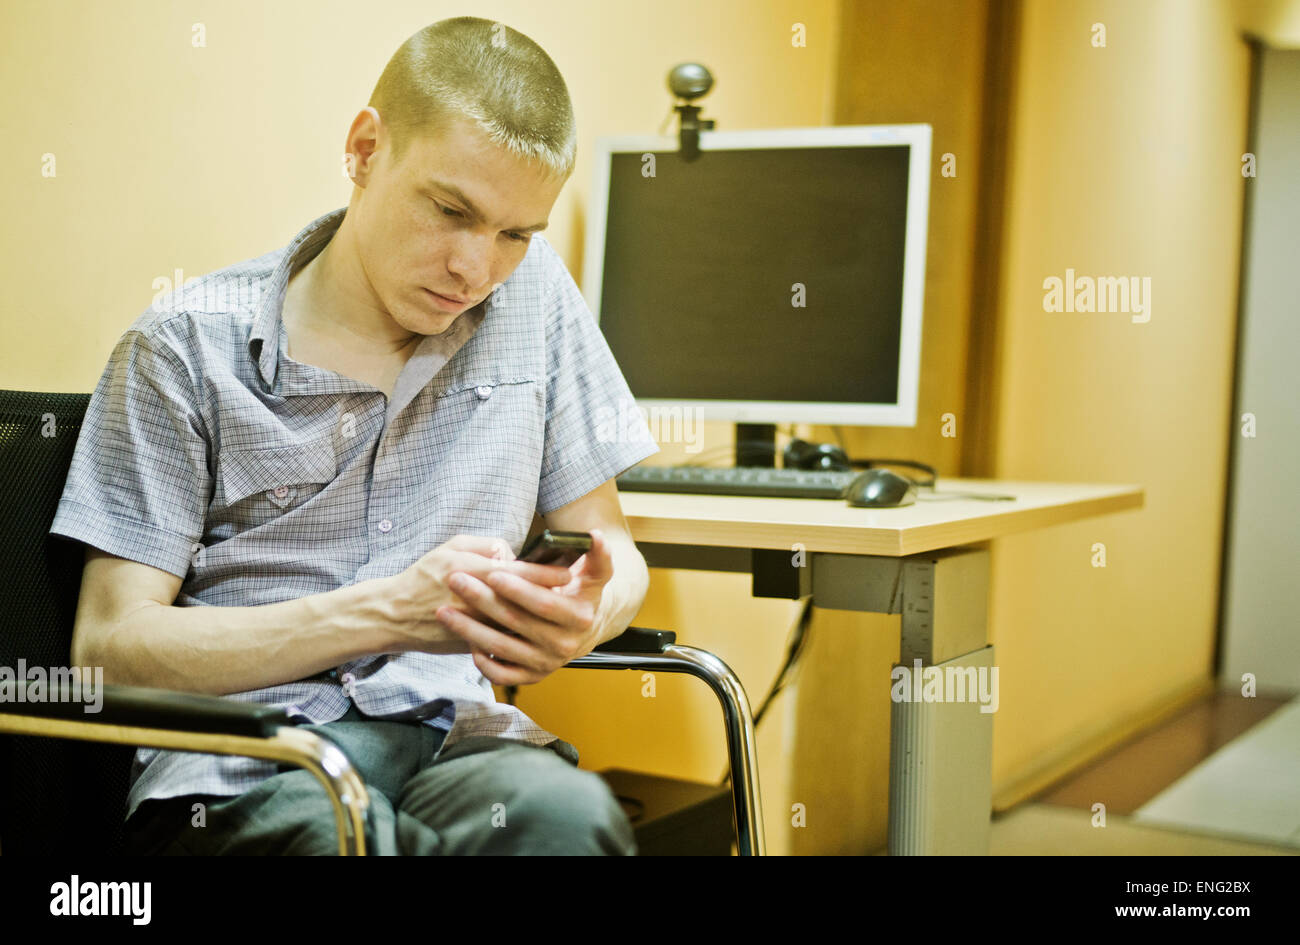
[618,478,1144,556]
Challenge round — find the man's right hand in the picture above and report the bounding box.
[381,534,572,654]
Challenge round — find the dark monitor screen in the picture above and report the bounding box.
[596,143,911,405]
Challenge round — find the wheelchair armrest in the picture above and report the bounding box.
[0,681,292,738]
[592,626,677,654]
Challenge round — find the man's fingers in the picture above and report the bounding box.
[444,534,515,559]
[490,558,574,587]
[482,570,584,626]
[440,538,570,586]
[449,573,547,639]
[575,528,615,583]
[451,555,571,588]
[471,648,545,686]
[437,605,545,672]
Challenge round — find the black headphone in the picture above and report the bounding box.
[782,438,853,472]
[783,438,938,487]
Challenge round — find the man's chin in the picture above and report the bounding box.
[400,307,460,336]
[428,312,463,335]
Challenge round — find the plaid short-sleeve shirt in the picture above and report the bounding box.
[49,207,659,820]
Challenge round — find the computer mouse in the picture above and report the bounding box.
[843,468,917,508]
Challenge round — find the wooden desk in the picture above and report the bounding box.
[617,478,1144,855]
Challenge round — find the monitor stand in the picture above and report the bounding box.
[735,423,777,468]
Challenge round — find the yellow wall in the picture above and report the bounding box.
[2,0,841,388]
[1237,0,1300,42]
[986,0,1254,802]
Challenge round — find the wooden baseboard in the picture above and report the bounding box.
[991,677,1214,812]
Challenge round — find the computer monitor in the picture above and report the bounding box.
[583,124,931,441]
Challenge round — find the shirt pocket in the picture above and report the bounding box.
[433,377,544,472]
[422,377,545,540]
[214,436,338,526]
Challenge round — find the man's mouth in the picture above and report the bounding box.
[423,288,472,310]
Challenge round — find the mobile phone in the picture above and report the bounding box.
[518,529,592,567]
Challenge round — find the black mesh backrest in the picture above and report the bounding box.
[0,389,134,854]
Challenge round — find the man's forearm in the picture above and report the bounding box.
[589,534,651,647]
[77,576,459,696]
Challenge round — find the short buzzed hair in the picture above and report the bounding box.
[368,16,577,182]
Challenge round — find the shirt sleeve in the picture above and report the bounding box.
[535,246,660,516]
[49,328,212,579]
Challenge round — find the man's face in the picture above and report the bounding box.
[350,109,565,336]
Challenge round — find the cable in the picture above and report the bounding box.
[718,594,815,787]
[853,458,937,488]
[921,489,1017,501]
[657,104,677,137]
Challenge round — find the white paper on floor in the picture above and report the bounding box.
[1133,695,1300,848]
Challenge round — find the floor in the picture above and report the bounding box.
[990,689,1299,855]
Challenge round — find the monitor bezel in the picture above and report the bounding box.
[582,123,931,427]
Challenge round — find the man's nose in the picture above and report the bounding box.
[445,232,494,291]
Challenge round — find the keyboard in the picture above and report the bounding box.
[616,464,859,499]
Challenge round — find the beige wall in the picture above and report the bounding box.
[986,0,1255,802]
[1237,0,1300,42]
[2,0,840,388]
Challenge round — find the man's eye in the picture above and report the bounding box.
[435,201,527,243]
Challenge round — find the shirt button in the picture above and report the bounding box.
[378,518,393,533]
[475,385,493,399]
[273,485,289,498]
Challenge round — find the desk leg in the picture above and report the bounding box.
[651,542,997,855]
[888,645,995,855]
[807,545,995,855]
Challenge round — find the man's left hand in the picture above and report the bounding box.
[436,529,613,685]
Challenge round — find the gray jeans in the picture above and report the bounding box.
[125,704,637,855]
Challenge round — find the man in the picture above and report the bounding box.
[49,16,659,855]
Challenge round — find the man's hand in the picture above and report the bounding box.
[383,534,572,655]
[437,528,615,685]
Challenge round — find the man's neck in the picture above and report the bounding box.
[286,226,421,357]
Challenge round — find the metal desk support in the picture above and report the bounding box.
[639,541,995,856]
